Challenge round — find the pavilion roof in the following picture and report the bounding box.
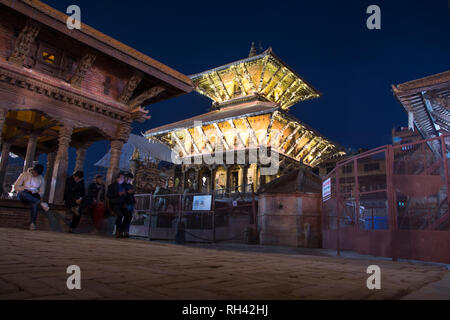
[145,101,278,136]
[3,0,192,93]
[392,70,450,153]
[190,48,320,110]
[144,101,345,167]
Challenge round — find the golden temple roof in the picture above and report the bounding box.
[145,47,345,167]
[190,48,320,110]
[145,101,345,167]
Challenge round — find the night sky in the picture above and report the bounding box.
[40,0,450,177]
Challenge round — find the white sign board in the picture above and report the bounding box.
[322,178,331,202]
[192,195,212,211]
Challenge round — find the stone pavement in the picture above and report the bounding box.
[0,227,448,300]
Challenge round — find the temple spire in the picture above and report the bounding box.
[248,42,257,57]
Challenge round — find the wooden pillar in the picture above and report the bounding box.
[242,165,248,193]
[225,166,231,195]
[194,167,201,193]
[43,152,56,202]
[106,139,124,186]
[106,123,131,186]
[73,144,88,173]
[238,165,245,192]
[0,142,11,191]
[259,166,266,187]
[0,109,7,142]
[49,125,73,204]
[181,166,186,191]
[0,109,10,193]
[255,165,260,191]
[210,166,216,193]
[23,134,38,172]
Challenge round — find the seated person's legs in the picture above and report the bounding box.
[18,191,41,227]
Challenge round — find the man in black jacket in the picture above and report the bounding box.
[107,172,131,238]
[85,174,105,207]
[65,171,86,233]
[123,172,136,238]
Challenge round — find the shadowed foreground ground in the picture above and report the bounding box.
[0,227,449,300]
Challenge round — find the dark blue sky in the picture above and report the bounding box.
[41,0,450,175]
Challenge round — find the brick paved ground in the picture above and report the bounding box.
[0,227,448,300]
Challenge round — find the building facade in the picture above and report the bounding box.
[0,0,192,203]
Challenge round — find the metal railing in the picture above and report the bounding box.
[131,190,257,243]
[322,134,450,262]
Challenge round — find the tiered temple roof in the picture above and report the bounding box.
[145,47,344,167]
[190,48,319,110]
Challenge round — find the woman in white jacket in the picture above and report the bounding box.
[12,164,49,230]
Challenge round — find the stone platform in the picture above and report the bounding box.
[0,199,95,233]
[0,227,449,300]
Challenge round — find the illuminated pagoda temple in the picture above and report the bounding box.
[145,45,345,194]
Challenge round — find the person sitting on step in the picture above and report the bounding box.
[12,164,50,231]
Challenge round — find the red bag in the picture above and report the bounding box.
[93,202,106,230]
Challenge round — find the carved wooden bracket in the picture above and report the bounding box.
[118,71,144,104]
[69,50,97,87]
[131,106,151,123]
[115,122,132,142]
[8,20,41,66]
[129,86,165,108]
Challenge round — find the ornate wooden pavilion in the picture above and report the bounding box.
[145,45,344,194]
[392,70,450,155]
[0,0,192,204]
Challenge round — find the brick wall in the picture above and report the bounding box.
[0,11,18,60]
[81,55,130,101]
[0,8,131,102]
[258,192,322,248]
[0,206,95,233]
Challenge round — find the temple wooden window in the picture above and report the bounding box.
[29,41,75,80]
[42,51,56,64]
[35,43,61,75]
